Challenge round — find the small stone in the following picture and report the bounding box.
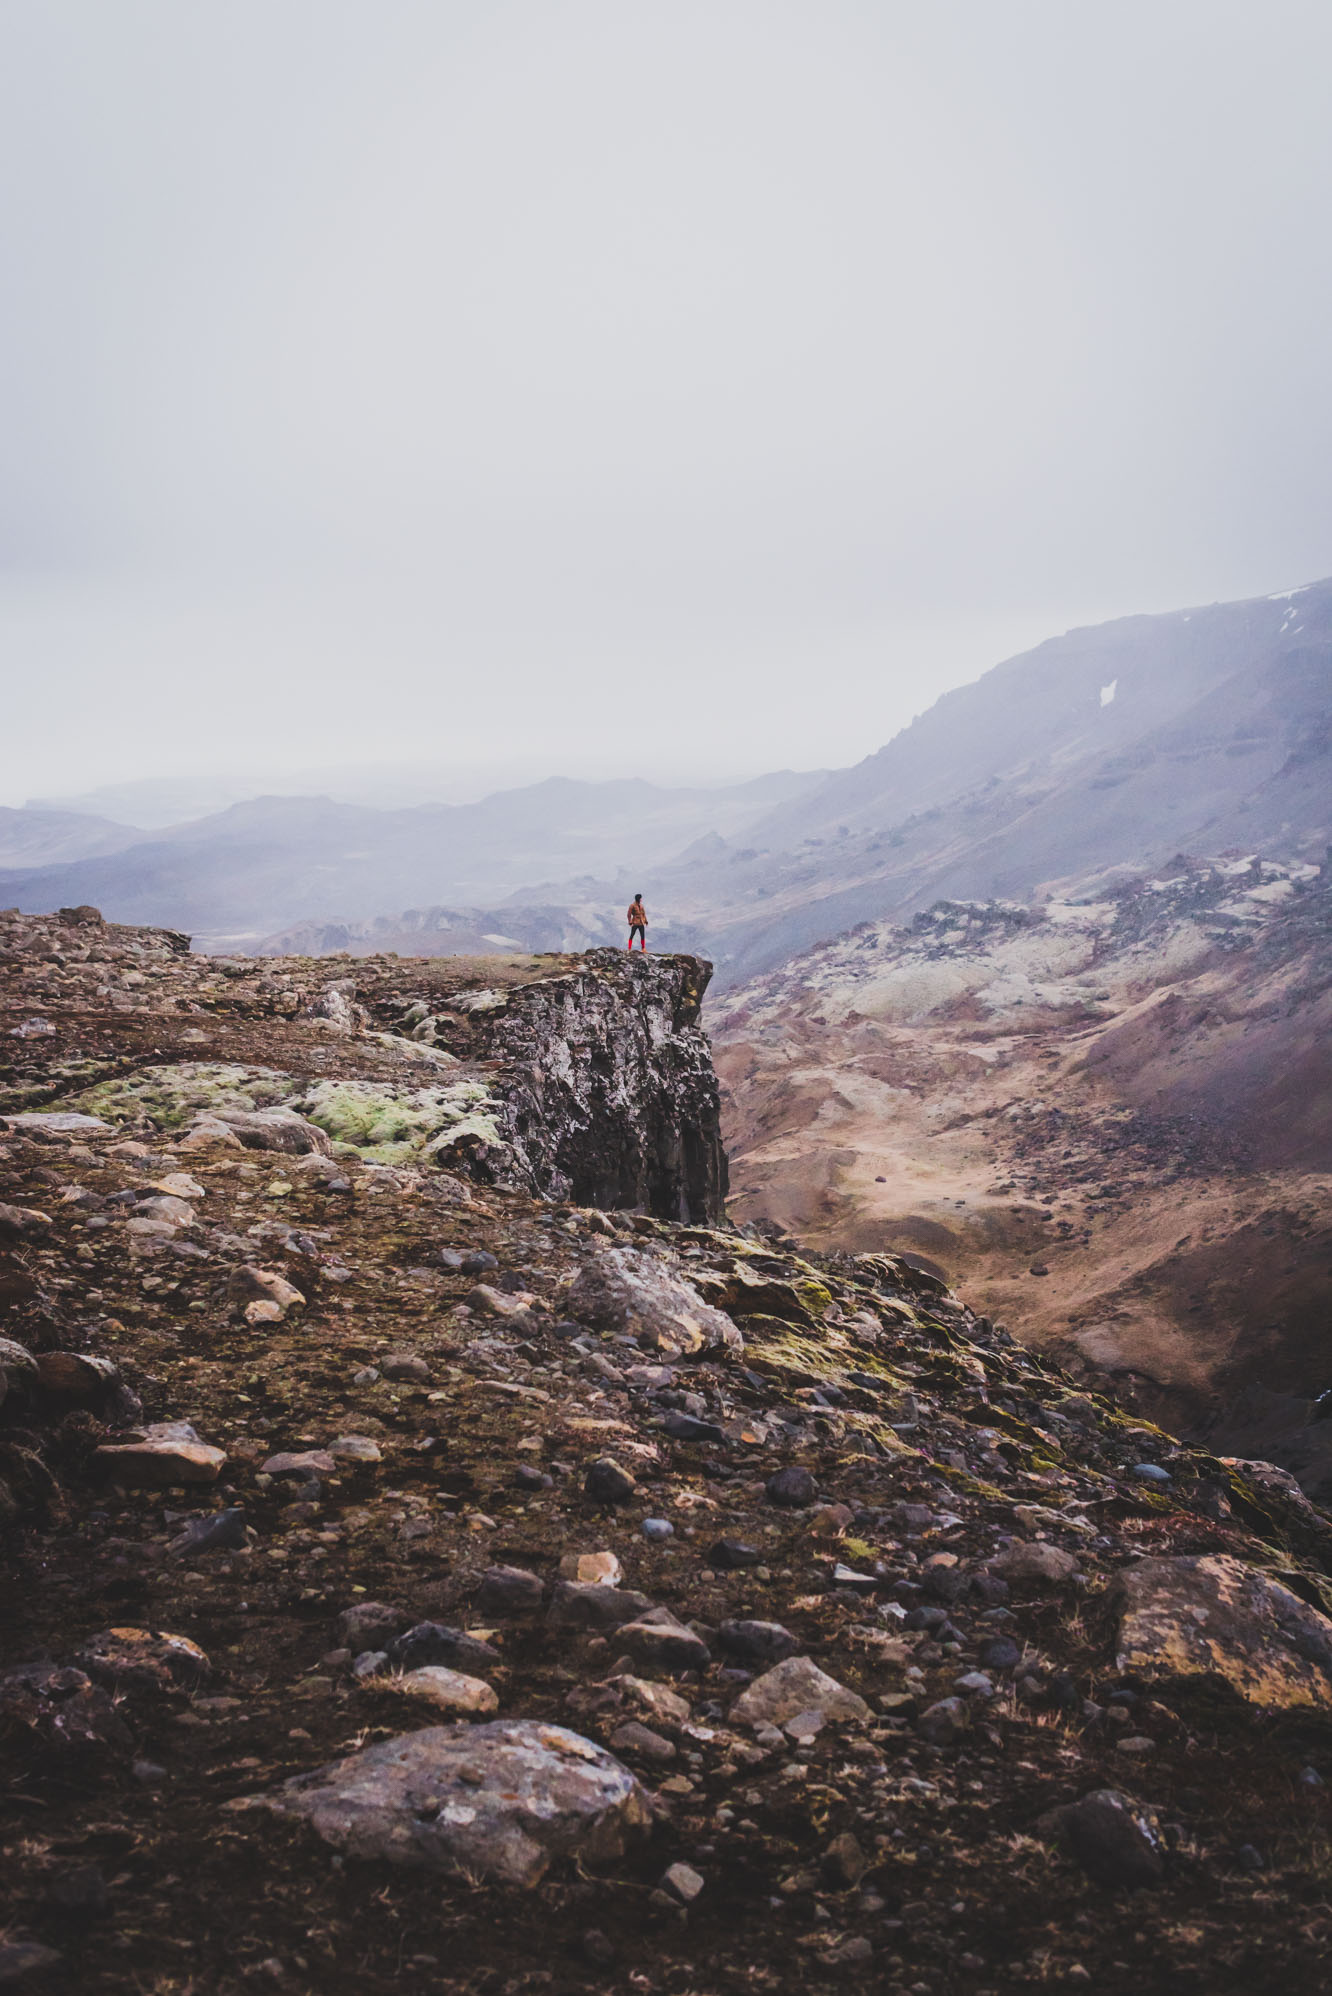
[547,1582,652,1632]
[1236,1843,1265,1872]
[171,1508,247,1555]
[34,1351,121,1400]
[262,1451,336,1479]
[916,1697,968,1746]
[707,1539,762,1570]
[384,1668,498,1716]
[584,1457,637,1506]
[1117,1735,1157,1756]
[809,1503,855,1538]
[385,1623,501,1676]
[383,1352,431,1384]
[581,1930,615,1967]
[338,1602,408,1653]
[245,1299,283,1325]
[731,1656,870,1729]
[614,1612,711,1675]
[328,1435,382,1463]
[784,1708,825,1743]
[0,1941,62,1981]
[661,1861,705,1903]
[609,1720,676,1763]
[718,1619,800,1664]
[822,1831,868,1888]
[352,1651,389,1680]
[131,1759,167,1787]
[475,1565,544,1616]
[660,1410,726,1444]
[558,1550,623,1586]
[1132,1463,1172,1485]
[821,1935,873,1967]
[989,1542,1080,1589]
[979,1635,1022,1671]
[831,1564,880,1595]
[766,1466,818,1508]
[643,1517,674,1540]
[460,1251,499,1274]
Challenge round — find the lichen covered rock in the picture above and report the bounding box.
[568,1246,742,1357]
[241,1720,651,1886]
[1113,1554,1332,1709]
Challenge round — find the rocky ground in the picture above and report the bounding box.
[712,856,1332,1496]
[3,907,1332,1993]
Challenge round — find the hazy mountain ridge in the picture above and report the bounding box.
[0,771,822,948]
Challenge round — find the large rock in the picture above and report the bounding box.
[212,1107,333,1155]
[730,1656,871,1728]
[0,1663,134,1759]
[92,1429,226,1486]
[74,1628,210,1693]
[240,1721,651,1886]
[1040,1789,1165,1888]
[1113,1554,1332,1709]
[0,1336,38,1409]
[568,1247,742,1358]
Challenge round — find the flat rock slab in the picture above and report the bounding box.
[381,1667,499,1716]
[1114,1553,1332,1709]
[240,1720,650,1886]
[92,1441,226,1486]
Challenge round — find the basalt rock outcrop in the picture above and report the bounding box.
[0,910,726,1222]
[3,907,1332,1994]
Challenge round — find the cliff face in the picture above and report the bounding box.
[482,949,727,1222]
[0,914,726,1224]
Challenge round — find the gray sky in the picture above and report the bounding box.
[3,0,1331,808]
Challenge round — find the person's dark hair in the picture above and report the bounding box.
[635,892,642,901]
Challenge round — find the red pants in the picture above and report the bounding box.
[627,925,646,950]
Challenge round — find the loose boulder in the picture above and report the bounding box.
[730,1656,870,1729]
[238,1721,651,1887]
[568,1247,743,1358]
[1040,1788,1165,1888]
[1112,1554,1332,1709]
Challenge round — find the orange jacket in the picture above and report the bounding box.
[627,901,647,925]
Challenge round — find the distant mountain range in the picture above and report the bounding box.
[2,577,1329,963]
[0,770,820,950]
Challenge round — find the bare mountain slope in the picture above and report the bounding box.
[711,855,1332,1495]
[601,580,1332,984]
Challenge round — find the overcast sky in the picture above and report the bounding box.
[3,0,1331,808]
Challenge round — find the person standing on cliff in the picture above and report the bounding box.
[626,895,648,951]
